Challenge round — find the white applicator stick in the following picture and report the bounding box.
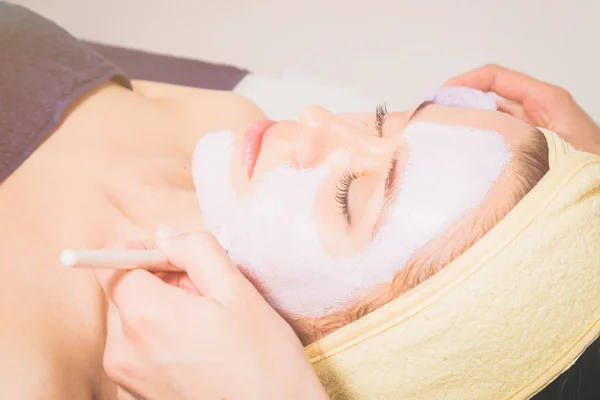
[60,249,181,272]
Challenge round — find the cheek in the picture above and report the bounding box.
[314,172,380,257]
[313,174,345,255]
[348,175,384,243]
[337,113,374,131]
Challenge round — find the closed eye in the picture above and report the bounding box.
[375,103,388,137]
[335,171,360,225]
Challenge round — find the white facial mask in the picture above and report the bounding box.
[193,122,511,317]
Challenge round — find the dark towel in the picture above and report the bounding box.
[0,2,131,182]
[86,42,249,91]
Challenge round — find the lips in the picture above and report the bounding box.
[243,119,277,178]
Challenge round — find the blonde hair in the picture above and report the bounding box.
[287,129,550,346]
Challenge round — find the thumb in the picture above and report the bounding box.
[156,232,245,301]
[95,268,185,326]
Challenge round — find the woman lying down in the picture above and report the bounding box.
[2,3,599,400]
[192,93,548,337]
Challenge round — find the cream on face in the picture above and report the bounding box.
[192,120,512,318]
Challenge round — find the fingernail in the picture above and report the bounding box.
[155,223,184,239]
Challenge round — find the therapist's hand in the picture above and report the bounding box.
[95,231,328,400]
[444,64,600,155]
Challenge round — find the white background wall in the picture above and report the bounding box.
[11,0,600,119]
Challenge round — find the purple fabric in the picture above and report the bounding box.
[0,2,132,183]
[86,42,249,91]
[0,2,250,183]
[424,86,497,111]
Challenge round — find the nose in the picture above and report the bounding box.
[296,105,352,168]
[299,104,334,132]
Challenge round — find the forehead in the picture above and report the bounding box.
[401,104,533,148]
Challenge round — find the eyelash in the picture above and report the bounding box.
[334,103,387,224]
[335,171,360,222]
[375,102,388,137]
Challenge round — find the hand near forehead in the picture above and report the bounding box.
[95,227,328,400]
[444,64,600,155]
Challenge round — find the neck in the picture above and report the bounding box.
[63,81,216,243]
[105,150,205,244]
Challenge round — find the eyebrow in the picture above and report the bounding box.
[371,100,435,235]
[408,100,435,122]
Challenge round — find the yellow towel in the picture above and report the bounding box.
[305,128,600,399]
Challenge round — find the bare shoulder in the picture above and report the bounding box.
[131,80,266,122]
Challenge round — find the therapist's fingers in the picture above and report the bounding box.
[103,301,141,390]
[95,268,184,328]
[104,302,133,373]
[105,299,124,341]
[99,230,200,297]
[154,271,202,295]
[156,232,247,302]
[443,64,534,103]
[495,98,534,124]
[444,64,559,107]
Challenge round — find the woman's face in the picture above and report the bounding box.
[227,102,527,256]
[192,98,529,316]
